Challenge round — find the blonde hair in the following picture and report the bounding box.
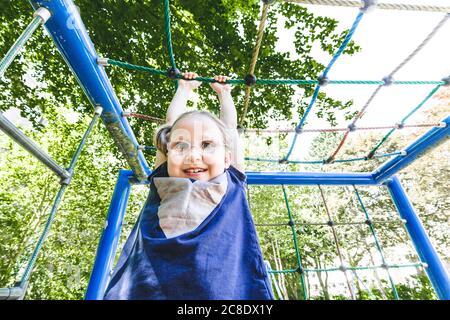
[154,110,231,155]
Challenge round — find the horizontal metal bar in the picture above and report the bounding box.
[124,169,377,186]
[373,115,449,183]
[0,112,70,179]
[246,171,376,185]
[0,287,23,300]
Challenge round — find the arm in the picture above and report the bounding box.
[155,72,201,168]
[166,72,201,125]
[210,76,245,172]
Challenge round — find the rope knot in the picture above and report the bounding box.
[360,0,378,13]
[295,126,303,134]
[244,74,257,86]
[317,75,329,86]
[296,267,304,274]
[339,265,347,272]
[347,123,356,132]
[382,75,394,86]
[167,67,180,79]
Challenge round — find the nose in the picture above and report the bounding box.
[185,146,202,164]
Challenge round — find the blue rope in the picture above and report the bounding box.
[323,11,364,76]
[400,84,442,123]
[285,11,365,160]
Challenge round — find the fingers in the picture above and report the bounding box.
[183,72,198,80]
[214,75,229,83]
[182,73,229,83]
[179,72,201,90]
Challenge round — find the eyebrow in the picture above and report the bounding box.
[168,140,187,148]
[201,134,220,140]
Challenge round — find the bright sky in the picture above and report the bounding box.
[274,0,450,158]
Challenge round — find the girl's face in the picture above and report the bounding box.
[167,116,231,181]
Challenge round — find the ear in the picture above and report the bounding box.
[224,150,232,168]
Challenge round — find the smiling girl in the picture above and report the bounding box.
[103,73,273,300]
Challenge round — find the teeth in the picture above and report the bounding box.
[186,169,205,173]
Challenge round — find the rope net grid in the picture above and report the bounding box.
[100,0,449,299]
[1,0,448,300]
[250,183,427,300]
[101,0,449,170]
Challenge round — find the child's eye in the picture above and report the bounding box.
[202,141,216,152]
[174,141,189,152]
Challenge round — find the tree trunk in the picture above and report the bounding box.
[315,257,330,299]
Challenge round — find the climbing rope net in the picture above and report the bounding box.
[0,0,449,300]
[90,0,450,300]
[80,0,450,300]
[101,0,449,166]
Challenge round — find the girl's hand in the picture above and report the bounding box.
[210,75,231,96]
[178,72,202,91]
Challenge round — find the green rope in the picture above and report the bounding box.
[353,186,400,300]
[269,269,298,274]
[105,59,445,86]
[400,85,443,122]
[163,0,176,69]
[163,0,178,90]
[368,84,442,156]
[268,262,424,274]
[281,185,308,300]
[107,59,167,76]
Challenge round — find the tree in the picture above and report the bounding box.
[0,106,149,299]
[0,0,358,141]
[13,0,449,301]
[247,87,448,300]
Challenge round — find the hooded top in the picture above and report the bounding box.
[103,162,274,300]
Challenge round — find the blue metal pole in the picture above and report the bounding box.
[386,176,450,300]
[28,0,151,181]
[85,170,133,300]
[373,115,449,183]
[135,170,376,185]
[246,171,376,185]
